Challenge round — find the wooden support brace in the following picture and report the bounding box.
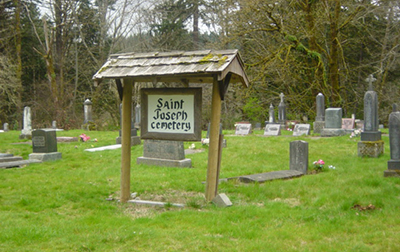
[205,78,222,201]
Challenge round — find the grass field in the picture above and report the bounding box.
[1,129,399,251]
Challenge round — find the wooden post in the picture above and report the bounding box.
[120,78,133,203]
[205,79,222,201]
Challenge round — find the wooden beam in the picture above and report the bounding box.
[205,78,222,201]
[120,78,133,203]
[116,79,123,101]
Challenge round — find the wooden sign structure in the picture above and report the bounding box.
[93,50,249,202]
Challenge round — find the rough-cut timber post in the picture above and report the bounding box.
[120,78,133,202]
[206,78,222,201]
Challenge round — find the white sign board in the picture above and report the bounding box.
[141,88,202,141]
[147,94,194,134]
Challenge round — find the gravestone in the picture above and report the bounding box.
[313,93,325,134]
[342,118,355,133]
[264,124,281,136]
[137,140,191,168]
[19,106,32,139]
[81,99,96,130]
[278,93,287,127]
[289,140,308,174]
[321,108,346,137]
[83,99,93,124]
[205,123,226,147]
[116,104,141,146]
[293,124,310,136]
[254,123,262,130]
[393,103,398,112]
[355,120,364,130]
[51,120,64,131]
[235,122,252,135]
[385,112,400,177]
[268,104,276,124]
[3,123,8,132]
[358,74,383,157]
[134,104,141,129]
[29,129,62,161]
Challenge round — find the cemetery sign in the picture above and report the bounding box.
[140,88,202,141]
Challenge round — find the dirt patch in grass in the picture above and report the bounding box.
[114,190,207,219]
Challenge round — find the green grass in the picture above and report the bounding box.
[0,129,399,251]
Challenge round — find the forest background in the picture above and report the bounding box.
[1,0,399,130]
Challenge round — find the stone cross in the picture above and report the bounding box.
[366,74,376,91]
[269,104,275,123]
[393,103,398,112]
[279,93,285,103]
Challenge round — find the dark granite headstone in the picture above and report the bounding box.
[29,129,62,161]
[32,129,57,153]
[385,112,400,176]
[289,140,308,174]
[293,124,310,136]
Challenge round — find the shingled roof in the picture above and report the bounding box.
[93,49,249,87]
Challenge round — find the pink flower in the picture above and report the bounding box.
[79,133,91,142]
[317,159,325,165]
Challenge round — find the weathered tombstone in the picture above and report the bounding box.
[264,124,281,136]
[205,123,226,148]
[235,122,252,135]
[355,120,364,130]
[313,93,325,134]
[393,103,398,112]
[19,106,32,139]
[3,123,8,132]
[385,111,400,177]
[321,108,346,137]
[116,104,141,146]
[293,124,310,136]
[254,123,262,130]
[137,140,191,168]
[134,104,141,129]
[268,104,276,124]
[278,93,287,127]
[342,118,355,132]
[29,129,62,161]
[51,120,64,131]
[83,99,93,124]
[289,140,308,174]
[358,74,383,157]
[81,99,96,130]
